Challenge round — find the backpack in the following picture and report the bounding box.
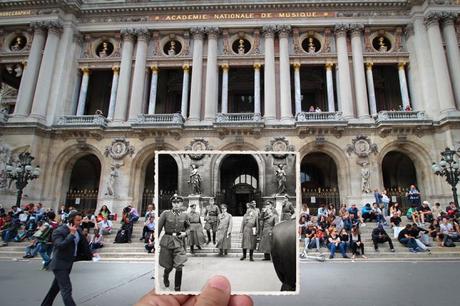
[114,228,129,243]
[444,236,456,247]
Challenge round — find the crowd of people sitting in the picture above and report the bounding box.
[299,196,460,260]
[0,201,157,269]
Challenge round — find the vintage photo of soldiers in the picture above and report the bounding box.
[155,151,298,294]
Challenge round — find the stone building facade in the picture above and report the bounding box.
[0,0,459,215]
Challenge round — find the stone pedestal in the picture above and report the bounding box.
[187,194,203,215]
[274,195,287,220]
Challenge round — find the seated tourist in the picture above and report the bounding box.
[371,223,395,252]
[349,225,367,260]
[89,229,104,252]
[317,215,329,231]
[141,215,155,241]
[300,203,310,221]
[98,205,111,221]
[372,202,386,225]
[440,217,459,241]
[128,205,140,222]
[446,202,460,219]
[417,201,433,224]
[304,223,321,253]
[431,202,442,220]
[342,212,353,231]
[327,229,349,259]
[317,204,328,219]
[145,231,155,254]
[361,203,374,222]
[144,204,155,219]
[23,238,40,258]
[390,203,402,227]
[398,224,421,253]
[339,204,348,218]
[98,217,113,235]
[348,203,364,226]
[410,223,431,252]
[338,228,349,252]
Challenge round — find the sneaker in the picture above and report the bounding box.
[343,255,350,259]
[361,223,366,227]
[329,255,334,259]
[390,249,395,253]
[409,248,417,253]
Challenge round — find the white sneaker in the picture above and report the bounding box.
[361,223,366,227]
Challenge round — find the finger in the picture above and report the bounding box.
[134,289,190,306]
[229,295,254,306]
[195,275,231,306]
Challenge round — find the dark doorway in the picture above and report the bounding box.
[155,68,183,114]
[147,154,178,213]
[85,69,112,116]
[218,154,259,216]
[373,65,403,111]
[300,152,340,212]
[65,154,101,212]
[382,151,418,211]
[225,66,264,114]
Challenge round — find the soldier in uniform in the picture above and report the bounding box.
[240,201,259,261]
[216,204,233,256]
[157,194,190,291]
[258,201,276,261]
[187,203,205,254]
[203,198,221,245]
[281,195,295,221]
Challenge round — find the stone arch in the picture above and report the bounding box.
[211,152,266,197]
[128,143,181,210]
[298,141,351,199]
[47,143,105,211]
[378,141,436,197]
[217,142,260,151]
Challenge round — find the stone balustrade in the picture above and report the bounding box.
[133,113,184,127]
[296,111,345,122]
[56,115,108,128]
[376,110,426,122]
[215,112,262,123]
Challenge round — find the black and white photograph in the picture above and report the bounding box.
[154,151,299,295]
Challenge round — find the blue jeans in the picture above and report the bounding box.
[304,238,320,251]
[25,243,40,257]
[329,242,346,257]
[38,243,52,267]
[376,214,385,224]
[400,238,418,249]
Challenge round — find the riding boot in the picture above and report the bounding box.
[224,249,228,255]
[206,230,211,244]
[163,268,172,288]
[249,250,254,261]
[263,253,271,260]
[174,270,183,291]
[240,249,247,260]
[190,245,194,254]
[212,232,216,245]
[218,248,224,256]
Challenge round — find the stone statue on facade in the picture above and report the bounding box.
[188,164,201,195]
[106,166,118,196]
[361,162,371,193]
[307,37,316,53]
[168,40,176,55]
[378,36,388,52]
[0,144,11,190]
[238,39,245,55]
[275,163,287,195]
[10,36,25,51]
[98,41,110,57]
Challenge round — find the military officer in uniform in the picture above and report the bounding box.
[281,195,295,221]
[216,204,233,256]
[157,194,190,291]
[240,201,259,261]
[187,203,205,254]
[203,197,221,245]
[258,201,276,261]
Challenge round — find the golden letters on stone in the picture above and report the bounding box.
[155,11,334,21]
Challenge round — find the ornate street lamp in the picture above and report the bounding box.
[432,147,460,207]
[5,152,40,206]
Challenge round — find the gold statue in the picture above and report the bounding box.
[378,36,388,52]
[307,37,316,53]
[238,38,245,55]
[11,37,24,51]
[168,40,176,55]
[98,41,110,57]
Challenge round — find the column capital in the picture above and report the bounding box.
[365,62,373,70]
[112,66,120,74]
[398,62,407,69]
[425,12,442,28]
[349,23,364,37]
[150,65,158,72]
[221,63,229,71]
[121,28,136,42]
[405,24,415,37]
[262,25,277,38]
[253,63,262,69]
[441,11,458,26]
[190,27,206,40]
[277,25,291,38]
[135,28,149,41]
[334,23,349,37]
[30,21,48,35]
[182,63,190,71]
[81,66,90,75]
[325,62,334,70]
[292,62,301,70]
[205,26,220,40]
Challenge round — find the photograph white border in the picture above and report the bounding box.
[154,150,300,296]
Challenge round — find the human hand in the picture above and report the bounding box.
[69,224,77,235]
[135,275,253,306]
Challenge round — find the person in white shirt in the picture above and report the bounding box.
[98,217,113,235]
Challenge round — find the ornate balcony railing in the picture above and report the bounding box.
[376,111,427,123]
[56,115,108,128]
[215,112,263,124]
[137,113,184,124]
[296,111,346,122]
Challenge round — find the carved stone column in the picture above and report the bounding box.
[113,28,135,122]
[442,12,460,110]
[425,12,456,114]
[325,62,336,112]
[398,62,411,110]
[76,67,90,116]
[14,23,46,117]
[188,27,205,123]
[147,65,158,115]
[405,25,423,112]
[278,25,293,122]
[30,21,62,120]
[334,24,354,119]
[181,64,190,118]
[365,62,377,116]
[350,24,369,119]
[254,63,262,115]
[204,27,219,122]
[221,63,229,114]
[263,25,277,123]
[129,28,149,121]
[293,62,301,115]
[108,66,119,120]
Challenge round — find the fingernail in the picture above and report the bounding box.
[207,275,230,293]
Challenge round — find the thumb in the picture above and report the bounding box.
[195,275,231,306]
